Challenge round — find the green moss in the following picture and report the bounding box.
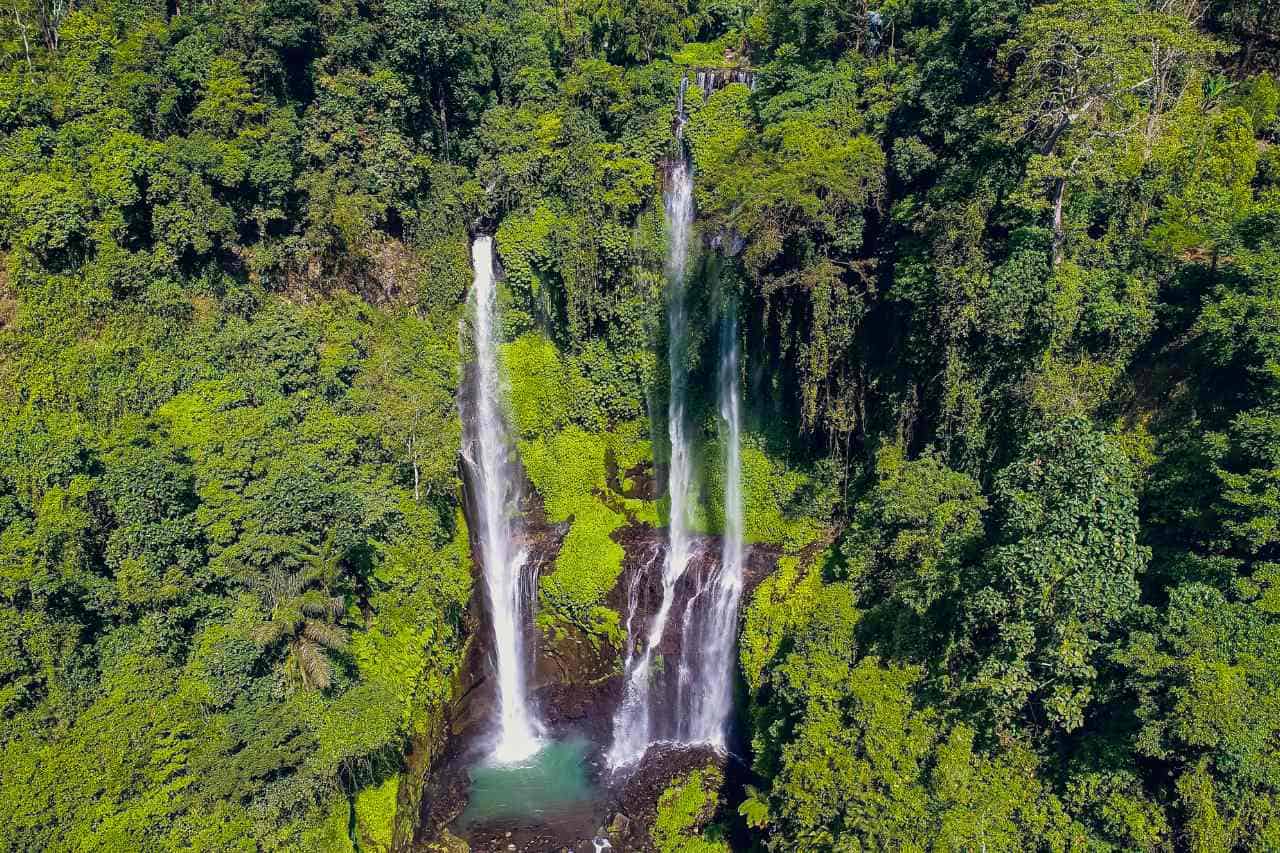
[542,496,627,623]
[652,765,730,853]
[685,83,752,190]
[503,333,586,437]
[537,603,625,652]
[495,205,562,301]
[522,426,628,628]
[299,798,356,853]
[739,552,825,693]
[524,420,659,625]
[354,774,399,852]
[742,443,827,549]
[522,425,610,518]
[506,332,658,631]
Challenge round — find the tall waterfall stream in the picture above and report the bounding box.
[447,71,753,850]
[462,234,544,764]
[677,308,744,748]
[607,72,747,769]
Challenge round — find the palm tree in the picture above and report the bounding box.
[252,541,348,691]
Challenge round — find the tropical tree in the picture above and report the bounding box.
[1000,0,1217,262]
[252,544,349,691]
[962,419,1146,736]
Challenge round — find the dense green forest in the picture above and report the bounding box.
[0,0,1277,847]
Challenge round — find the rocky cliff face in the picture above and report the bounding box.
[410,476,778,851]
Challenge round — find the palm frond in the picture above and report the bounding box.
[293,639,333,690]
[301,619,349,651]
[275,600,306,633]
[252,618,289,647]
[257,567,304,607]
[304,531,342,585]
[298,589,332,618]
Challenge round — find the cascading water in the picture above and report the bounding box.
[462,234,543,764]
[606,77,698,770]
[676,308,744,747]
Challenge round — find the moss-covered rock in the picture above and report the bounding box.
[354,775,398,852]
[503,332,660,637]
[652,765,731,853]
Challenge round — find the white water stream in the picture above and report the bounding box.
[609,72,746,767]
[463,235,543,764]
[677,309,744,748]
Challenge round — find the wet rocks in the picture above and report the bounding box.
[691,68,756,100]
[603,742,731,852]
[413,513,781,852]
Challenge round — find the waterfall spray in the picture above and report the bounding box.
[463,235,543,764]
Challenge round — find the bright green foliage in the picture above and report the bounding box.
[821,443,987,677]
[353,774,400,852]
[739,441,828,549]
[697,432,828,549]
[524,425,630,626]
[685,83,752,194]
[1119,581,1280,847]
[739,551,823,693]
[671,37,745,69]
[353,315,462,502]
[747,583,1072,851]
[0,270,469,848]
[504,333,593,437]
[652,765,731,853]
[841,444,985,624]
[505,332,657,634]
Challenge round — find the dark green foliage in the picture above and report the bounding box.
[962,420,1146,737]
[840,444,985,662]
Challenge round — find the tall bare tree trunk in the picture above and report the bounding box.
[409,435,420,501]
[1051,177,1066,266]
[11,0,32,73]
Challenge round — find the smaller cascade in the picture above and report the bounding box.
[693,68,756,100]
[604,74,696,763]
[609,69,762,770]
[673,73,691,140]
[462,234,543,764]
[676,307,744,747]
[607,89,698,765]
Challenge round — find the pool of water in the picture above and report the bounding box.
[458,736,601,827]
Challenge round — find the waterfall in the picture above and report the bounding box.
[677,308,744,747]
[462,234,543,764]
[693,68,756,100]
[607,70,749,769]
[607,77,698,769]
